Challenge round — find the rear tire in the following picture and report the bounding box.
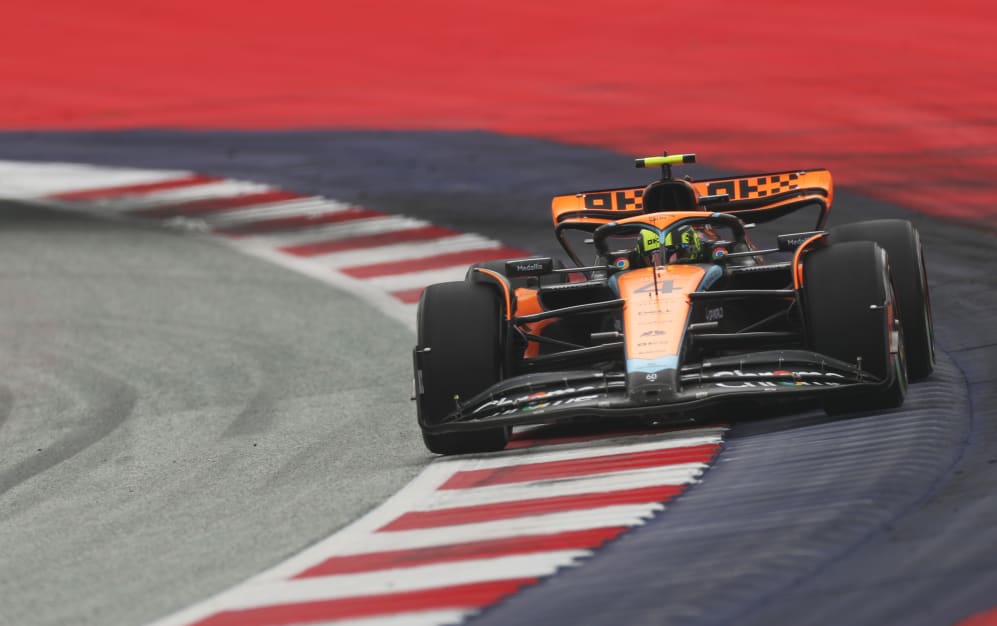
[415,282,509,455]
[829,219,934,378]
[803,241,907,415]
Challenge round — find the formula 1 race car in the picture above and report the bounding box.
[413,153,934,455]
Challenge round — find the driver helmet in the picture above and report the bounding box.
[664,224,705,261]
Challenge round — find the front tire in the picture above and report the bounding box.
[804,241,908,415]
[415,282,509,455]
[829,219,934,379]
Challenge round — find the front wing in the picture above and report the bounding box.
[420,349,897,433]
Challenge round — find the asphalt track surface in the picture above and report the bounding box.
[1,131,995,626]
[0,197,427,625]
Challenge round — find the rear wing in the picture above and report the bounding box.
[551,168,834,230]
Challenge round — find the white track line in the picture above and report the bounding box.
[240,215,430,248]
[321,505,663,553]
[309,234,502,268]
[365,266,476,291]
[210,551,588,611]
[0,160,188,197]
[202,197,355,225]
[314,610,473,626]
[54,180,275,212]
[435,432,722,470]
[415,464,707,510]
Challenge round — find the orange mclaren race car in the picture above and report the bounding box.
[413,153,934,455]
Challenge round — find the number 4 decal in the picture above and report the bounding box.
[635,280,676,294]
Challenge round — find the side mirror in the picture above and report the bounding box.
[504,257,554,278]
[777,231,824,252]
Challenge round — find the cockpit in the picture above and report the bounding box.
[593,214,751,272]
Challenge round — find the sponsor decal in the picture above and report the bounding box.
[513,262,544,273]
[583,189,644,211]
[705,172,800,200]
[575,176,806,211]
[705,306,724,322]
[634,280,677,294]
[506,258,553,276]
[614,256,630,270]
[710,369,845,389]
[633,298,672,309]
[732,265,764,272]
[714,380,840,388]
[645,372,658,382]
[712,247,728,260]
[640,229,661,252]
[710,369,845,379]
[472,386,601,416]
[777,231,823,251]
[520,391,552,412]
[640,329,666,337]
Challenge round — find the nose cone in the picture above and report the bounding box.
[626,357,680,405]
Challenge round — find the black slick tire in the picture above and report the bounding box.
[803,241,908,415]
[829,219,934,378]
[415,282,509,455]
